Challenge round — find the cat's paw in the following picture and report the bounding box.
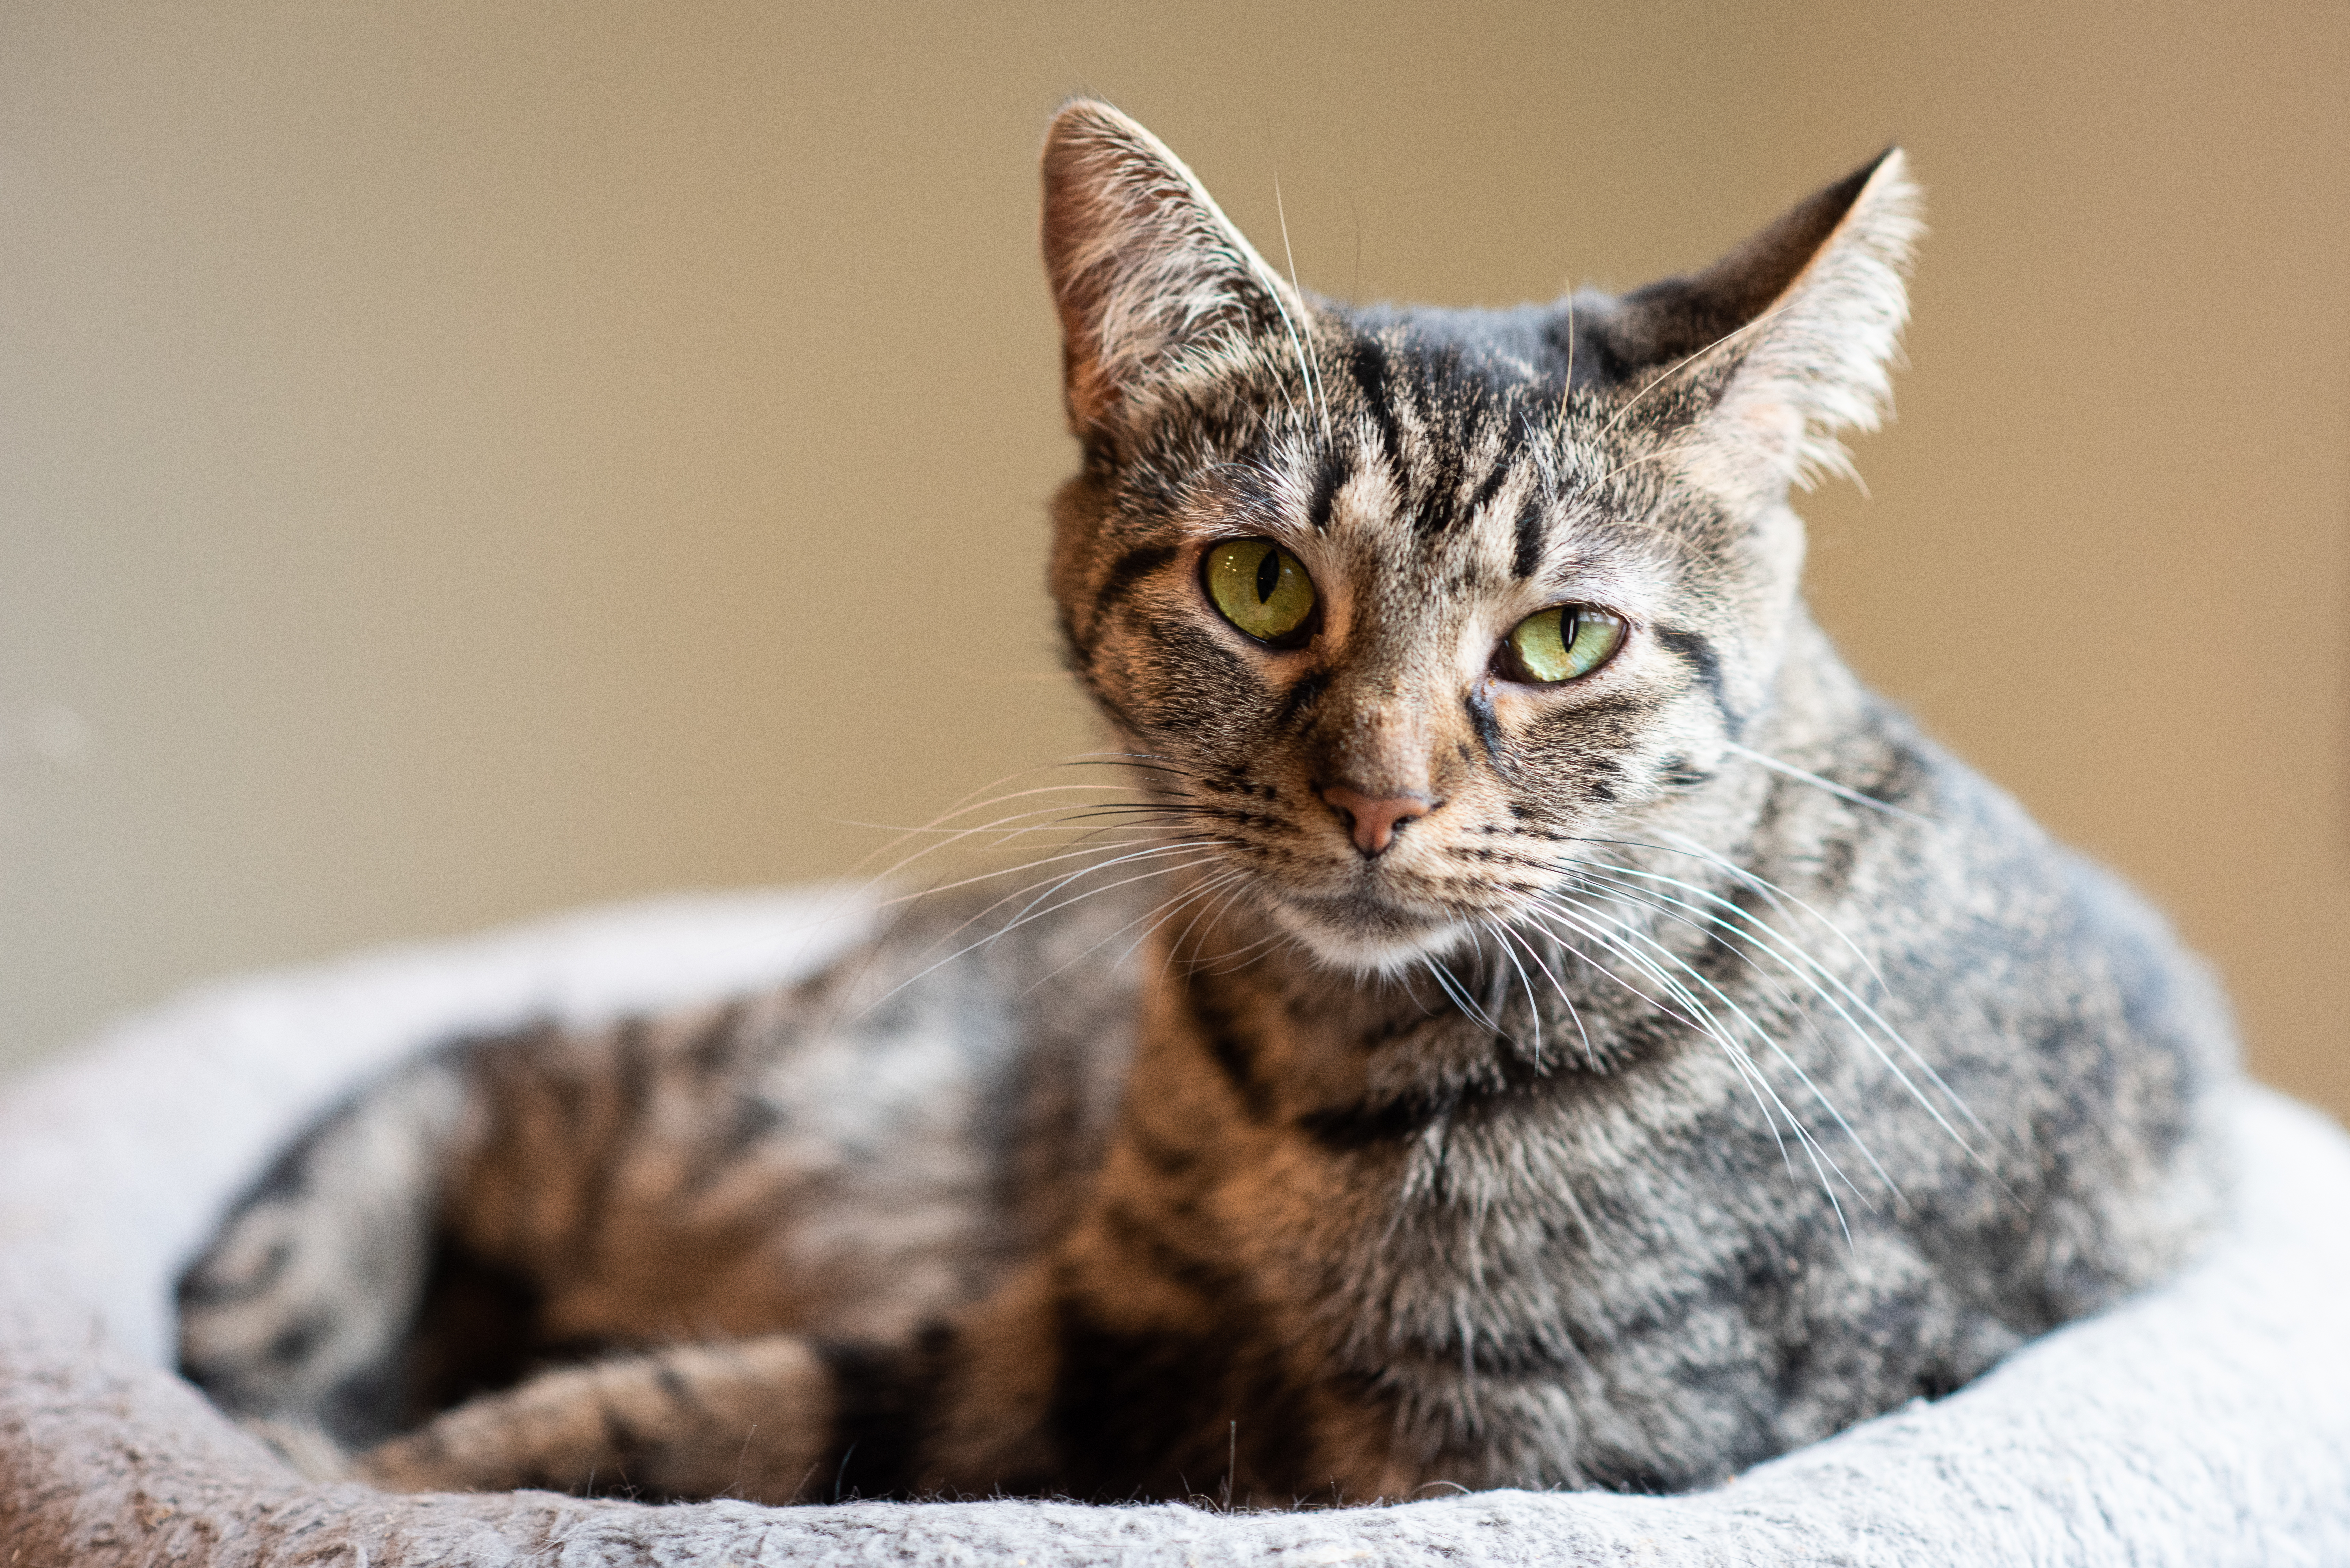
[179,1057,466,1419]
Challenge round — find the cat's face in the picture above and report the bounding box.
[1042,104,1916,972]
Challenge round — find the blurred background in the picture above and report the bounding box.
[0,2,2343,1118]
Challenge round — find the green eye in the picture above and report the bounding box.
[1204,538,1317,644]
[1502,604,1625,683]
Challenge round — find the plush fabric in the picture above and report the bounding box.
[2,889,2346,1566]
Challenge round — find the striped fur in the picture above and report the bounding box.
[178,101,2231,1504]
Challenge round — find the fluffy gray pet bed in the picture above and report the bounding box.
[4,889,2348,1566]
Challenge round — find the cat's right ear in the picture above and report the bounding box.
[1042,100,1296,437]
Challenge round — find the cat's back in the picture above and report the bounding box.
[1747,650,2236,1316]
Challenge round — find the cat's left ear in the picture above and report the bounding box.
[1042,100,1302,438]
[1612,149,1922,495]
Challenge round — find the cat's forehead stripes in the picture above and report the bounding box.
[1093,404,1684,654]
[1326,324,1562,544]
[1199,359,1646,609]
[1103,308,1634,600]
[1511,496,1547,580]
[1304,451,1346,532]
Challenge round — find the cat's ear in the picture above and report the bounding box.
[1612,149,1922,493]
[1042,99,1299,435]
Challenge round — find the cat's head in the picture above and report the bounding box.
[1041,101,1918,973]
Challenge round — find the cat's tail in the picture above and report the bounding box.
[352,1334,839,1502]
[345,1318,1028,1506]
[347,1277,1058,1503]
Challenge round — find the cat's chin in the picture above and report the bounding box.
[1264,894,1471,977]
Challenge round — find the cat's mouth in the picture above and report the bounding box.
[1263,883,1471,974]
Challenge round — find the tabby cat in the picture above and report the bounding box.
[178,101,2232,1505]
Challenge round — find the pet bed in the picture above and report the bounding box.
[3,887,2346,1566]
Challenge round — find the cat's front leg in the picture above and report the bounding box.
[356,1335,840,1503]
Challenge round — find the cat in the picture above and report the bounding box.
[177,99,2233,1506]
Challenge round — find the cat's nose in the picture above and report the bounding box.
[1321,785,1438,857]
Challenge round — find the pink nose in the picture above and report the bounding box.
[1321,785,1437,857]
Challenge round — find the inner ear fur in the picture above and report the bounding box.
[1601,149,1922,489]
[1041,99,1297,434]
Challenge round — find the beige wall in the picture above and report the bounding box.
[1,2,2344,1119]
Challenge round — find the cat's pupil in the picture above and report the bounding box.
[1255,546,1281,604]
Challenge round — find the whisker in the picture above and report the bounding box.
[823,803,1182,837]
[1271,166,1334,448]
[1514,898,1817,1195]
[1593,300,1800,447]
[1176,879,1287,977]
[1521,895,1866,1233]
[816,830,1221,1035]
[1483,919,1542,1069]
[1724,742,1932,825]
[1189,925,1290,977]
[1495,919,1589,1068]
[807,773,1201,1012]
[856,836,1214,931]
[1155,869,1260,1005]
[1555,281,1576,438]
[1422,951,1507,1038]
[842,851,1230,1026]
[1551,842,2000,1171]
[924,840,1234,963]
[1538,830,1992,1148]
[1543,877,1900,1203]
[830,775,1195,898]
[1018,867,1248,1001]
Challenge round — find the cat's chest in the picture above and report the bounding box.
[1167,987,1778,1341]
